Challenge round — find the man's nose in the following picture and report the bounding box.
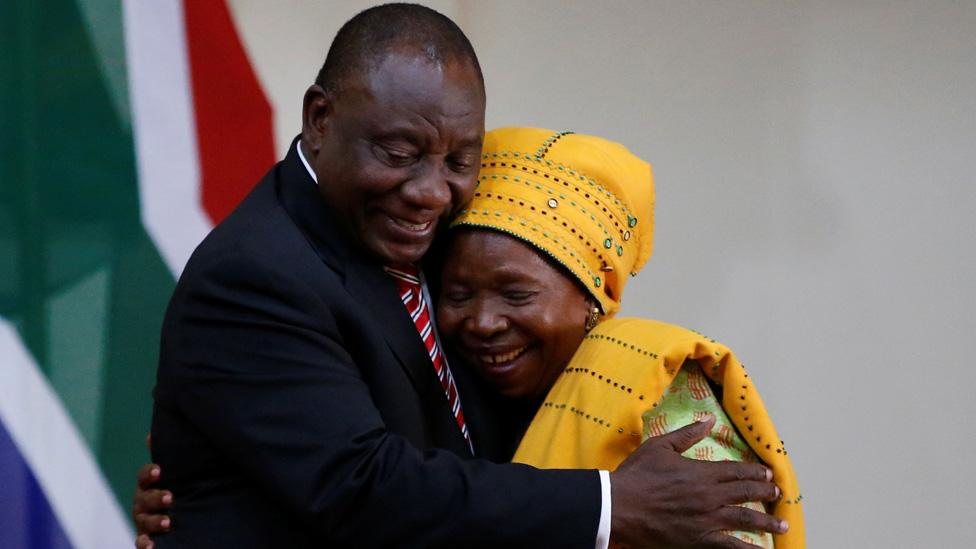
[401,160,452,211]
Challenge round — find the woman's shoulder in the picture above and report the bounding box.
[588,316,716,349]
[580,316,736,381]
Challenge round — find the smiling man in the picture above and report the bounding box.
[145,4,785,548]
[306,50,485,265]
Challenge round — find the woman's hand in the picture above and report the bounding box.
[132,436,172,549]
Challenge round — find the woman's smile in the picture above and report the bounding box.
[476,344,529,365]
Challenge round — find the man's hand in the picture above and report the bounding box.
[133,436,172,549]
[610,415,788,548]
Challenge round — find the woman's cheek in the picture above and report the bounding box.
[436,307,459,339]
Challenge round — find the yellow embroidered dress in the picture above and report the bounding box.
[513,318,805,549]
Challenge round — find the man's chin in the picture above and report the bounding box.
[366,237,432,266]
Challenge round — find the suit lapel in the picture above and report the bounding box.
[342,259,444,397]
[343,256,470,456]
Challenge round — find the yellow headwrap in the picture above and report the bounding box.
[451,127,654,317]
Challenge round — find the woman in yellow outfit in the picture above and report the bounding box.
[436,127,804,548]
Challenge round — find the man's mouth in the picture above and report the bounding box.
[389,215,432,232]
[478,345,529,365]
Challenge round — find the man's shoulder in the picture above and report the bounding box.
[183,174,319,277]
[196,176,287,253]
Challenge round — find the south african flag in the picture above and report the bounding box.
[1,1,276,546]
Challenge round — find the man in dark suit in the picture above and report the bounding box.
[144,4,787,547]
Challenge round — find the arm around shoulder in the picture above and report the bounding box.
[155,252,603,547]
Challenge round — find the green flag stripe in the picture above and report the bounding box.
[0,0,175,514]
[75,0,131,128]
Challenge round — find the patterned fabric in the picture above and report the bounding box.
[385,265,473,453]
[451,127,654,318]
[643,363,773,548]
[512,317,805,548]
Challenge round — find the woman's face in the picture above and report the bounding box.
[436,230,592,400]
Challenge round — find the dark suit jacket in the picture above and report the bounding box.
[150,139,601,548]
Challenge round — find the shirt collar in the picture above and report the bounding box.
[296,139,318,184]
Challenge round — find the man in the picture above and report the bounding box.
[142,4,786,547]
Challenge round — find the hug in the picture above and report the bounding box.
[135,4,803,548]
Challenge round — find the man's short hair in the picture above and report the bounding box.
[315,3,484,96]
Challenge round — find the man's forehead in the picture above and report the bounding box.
[347,46,480,95]
[339,54,483,122]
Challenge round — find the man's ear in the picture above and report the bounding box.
[301,84,333,154]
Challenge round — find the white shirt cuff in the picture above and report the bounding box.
[595,470,611,549]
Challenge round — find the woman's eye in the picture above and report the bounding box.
[503,291,535,303]
[443,291,471,303]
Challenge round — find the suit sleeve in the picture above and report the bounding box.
[161,251,601,548]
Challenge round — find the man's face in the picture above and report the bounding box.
[305,51,485,265]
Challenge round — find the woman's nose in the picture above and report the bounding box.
[466,303,508,338]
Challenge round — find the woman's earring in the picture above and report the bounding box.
[585,306,601,332]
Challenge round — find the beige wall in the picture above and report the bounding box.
[229,1,976,546]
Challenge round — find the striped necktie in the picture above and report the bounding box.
[384,264,473,454]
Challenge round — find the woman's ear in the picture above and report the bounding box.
[584,298,601,332]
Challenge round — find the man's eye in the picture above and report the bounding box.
[374,144,416,166]
[386,152,415,165]
[447,158,472,173]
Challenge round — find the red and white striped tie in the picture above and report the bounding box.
[385,264,473,454]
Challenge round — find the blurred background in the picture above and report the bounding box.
[2,1,973,547]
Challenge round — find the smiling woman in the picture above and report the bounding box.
[439,229,591,400]
[435,127,805,548]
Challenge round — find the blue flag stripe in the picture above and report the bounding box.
[0,419,73,549]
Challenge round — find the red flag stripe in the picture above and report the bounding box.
[183,0,276,224]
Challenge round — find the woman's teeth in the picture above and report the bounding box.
[391,216,431,232]
[479,345,528,365]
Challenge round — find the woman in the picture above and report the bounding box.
[434,127,803,548]
[134,127,804,548]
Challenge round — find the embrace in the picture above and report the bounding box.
[134,4,804,548]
